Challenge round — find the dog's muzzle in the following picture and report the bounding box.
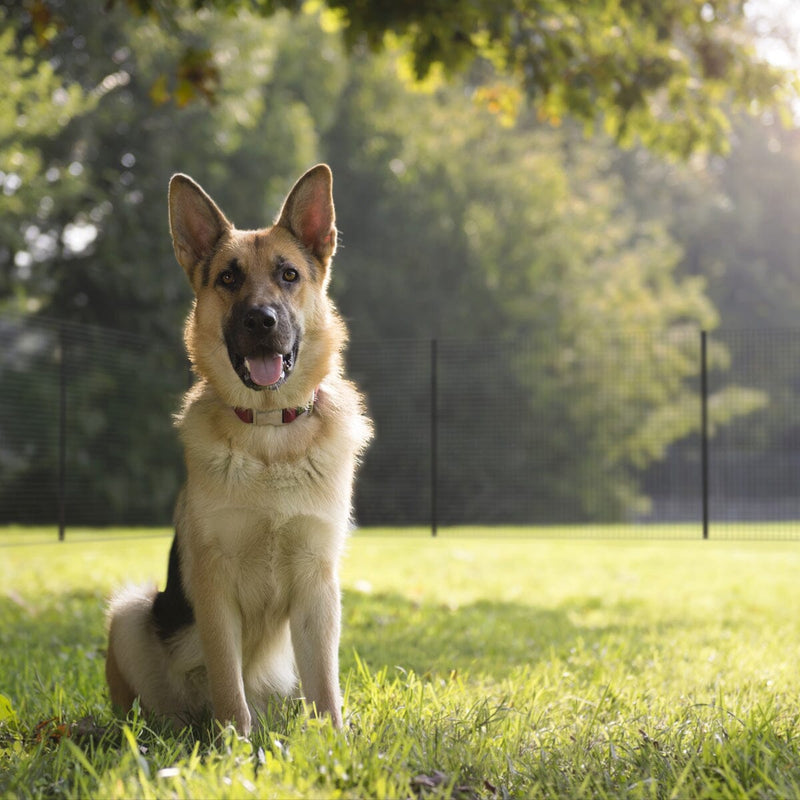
[225,304,299,391]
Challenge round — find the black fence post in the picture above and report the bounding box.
[58,324,67,542]
[431,338,438,537]
[701,329,709,540]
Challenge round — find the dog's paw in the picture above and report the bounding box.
[328,707,343,730]
[306,698,343,729]
[235,706,252,737]
[215,703,252,737]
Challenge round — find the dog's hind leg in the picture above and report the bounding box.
[107,585,210,728]
[106,587,174,715]
[105,634,136,713]
[106,586,159,715]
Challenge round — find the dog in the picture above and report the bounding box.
[105,164,372,735]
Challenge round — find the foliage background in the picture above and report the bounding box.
[0,0,799,525]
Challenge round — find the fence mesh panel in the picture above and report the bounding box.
[707,329,800,539]
[2,315,800,538]
[0,315,186,528]
[348,339,433,526]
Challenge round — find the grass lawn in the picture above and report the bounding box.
[1,525,800,798]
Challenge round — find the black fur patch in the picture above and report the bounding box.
[200,252,214,288]
[198,238,226,287]
[152,532,195,641]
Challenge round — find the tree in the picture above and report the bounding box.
[13,0,795,157]
[324,45,765,521]
[614,112,800,501]
[0,9,94,312]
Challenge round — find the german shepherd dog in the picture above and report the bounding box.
[105,165,371,734]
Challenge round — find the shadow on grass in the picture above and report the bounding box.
[340,589,655,680]
[0,586,667,719]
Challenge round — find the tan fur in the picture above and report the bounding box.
[105,165,371,734]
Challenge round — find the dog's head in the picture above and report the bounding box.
[169,165,344,408]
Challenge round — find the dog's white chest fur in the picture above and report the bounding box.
[180,391,359,530]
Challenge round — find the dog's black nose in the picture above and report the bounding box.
[244,306,277,331]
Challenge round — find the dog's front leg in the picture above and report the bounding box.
[290,566,343,728]
[192,556,251,735]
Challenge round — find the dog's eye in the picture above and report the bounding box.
[282,267,299,284]
[218,270,237,288]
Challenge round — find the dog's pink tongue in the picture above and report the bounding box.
[245,354,283,387]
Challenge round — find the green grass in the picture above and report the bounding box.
[2,526,800,798]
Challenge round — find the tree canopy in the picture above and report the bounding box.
[11,0,798,156]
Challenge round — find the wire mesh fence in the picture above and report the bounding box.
[0,315,186,534]
[2,314,800,539]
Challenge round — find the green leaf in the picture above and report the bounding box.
[0,693,17,725]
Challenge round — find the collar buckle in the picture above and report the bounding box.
[233,390,317,426]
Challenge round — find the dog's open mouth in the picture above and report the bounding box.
[230,343,298,391]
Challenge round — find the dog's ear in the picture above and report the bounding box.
[275,164,337,267]
[168,174,232,277]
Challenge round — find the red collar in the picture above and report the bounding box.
[233,391,317,426]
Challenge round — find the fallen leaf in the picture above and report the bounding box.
[35,718,70,744]
[411,770,448,791]
[71,716,107,742]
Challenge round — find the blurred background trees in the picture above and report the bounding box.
[0,0,798,524]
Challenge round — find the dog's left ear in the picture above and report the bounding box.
[276,164,337,267]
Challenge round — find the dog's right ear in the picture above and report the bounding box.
[168,174,231,278]
[275,164,336,269]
